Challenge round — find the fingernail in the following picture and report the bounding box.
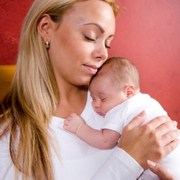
[147,160,156,167]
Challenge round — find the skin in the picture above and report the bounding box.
[63,66,136,149]
[37,0,180,177]
[147,160,174,180]
[38,0,115,117]
[89,72,133,116]
[119,111,179,169]
[39,0,115,118]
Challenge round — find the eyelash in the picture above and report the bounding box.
[84,35,95,41]
[101,98,107,102]
[105,44,111,49]
[84,35,111,49]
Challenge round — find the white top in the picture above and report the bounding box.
[0,92,144,180]
[103,92,180,179]
[103,93,168,133]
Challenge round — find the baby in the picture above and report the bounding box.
[64,57,180,179]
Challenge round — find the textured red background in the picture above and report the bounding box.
[0,0,180,126]
[0,1,33,64]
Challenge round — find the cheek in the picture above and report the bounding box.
[92,100,98,108]
[104,98,117,111]
[49,27,95,85]
[50,32,78,71]
[52,34,89,67]
[103,102,112,112]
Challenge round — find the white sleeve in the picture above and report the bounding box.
[138,170,159,180]
[159,139,180,179]
[91,147,144,180]
[102,105,125,134]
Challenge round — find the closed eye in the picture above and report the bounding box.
[101,98,107,102]
[105,44,111,49]
[105,36,113,49]
[84,35,95,42]
[84,35,111,49]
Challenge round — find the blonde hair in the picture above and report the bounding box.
[0,0,119,179]
[99,57,140,90]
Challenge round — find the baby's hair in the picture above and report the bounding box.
[99,57,140,90]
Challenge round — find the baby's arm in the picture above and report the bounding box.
[63,113,85,134]
[64,113,120,149]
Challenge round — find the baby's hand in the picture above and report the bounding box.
[63,113,85,134]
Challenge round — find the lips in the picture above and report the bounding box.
[96,111,104,116]
[83,64,98,75]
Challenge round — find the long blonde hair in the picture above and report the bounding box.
[0,0,119,179]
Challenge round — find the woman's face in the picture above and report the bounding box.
[48,0,115,87]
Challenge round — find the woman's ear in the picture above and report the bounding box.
[37,14,52,41]
[125,85,135,97]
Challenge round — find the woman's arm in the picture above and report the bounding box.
[92,112,179,180]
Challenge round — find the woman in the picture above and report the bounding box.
[0,0,179,179]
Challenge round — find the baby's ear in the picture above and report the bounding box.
[37,14,53,41]
[126,84,135,97]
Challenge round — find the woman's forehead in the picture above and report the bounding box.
[62,0,115,32]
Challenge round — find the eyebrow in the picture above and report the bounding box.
[84,23,104,33]
[84,23,114,38]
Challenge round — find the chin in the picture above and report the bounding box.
[78,77,92,86]
[74,81,89,89]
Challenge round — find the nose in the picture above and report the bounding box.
[92,100,101,110]
[93,44,108,62]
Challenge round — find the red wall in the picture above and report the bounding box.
[0,1,33,64]
[110,0,180,126]
[0,0,180,126]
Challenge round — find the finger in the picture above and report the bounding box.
[161,128,180,145]
[63,124,68,129]
[156,120,178,136]
[64,120,69,126]
[66,117,71,121]
[163,137,180,155]
[124,111,145,130]
[70,113,78,118]
[146,116,170,130]
[67,116,74,121]
[147,160,174,180]
[73,113,79,118]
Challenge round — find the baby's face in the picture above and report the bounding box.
[89,74,127,116]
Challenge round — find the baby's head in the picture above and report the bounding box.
[89,57,140,116]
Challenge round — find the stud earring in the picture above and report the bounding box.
[45,41,50,49]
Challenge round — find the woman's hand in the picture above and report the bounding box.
[118,111,179,169]
[147,160,174,180]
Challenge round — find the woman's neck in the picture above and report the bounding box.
[55,85,88,118]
